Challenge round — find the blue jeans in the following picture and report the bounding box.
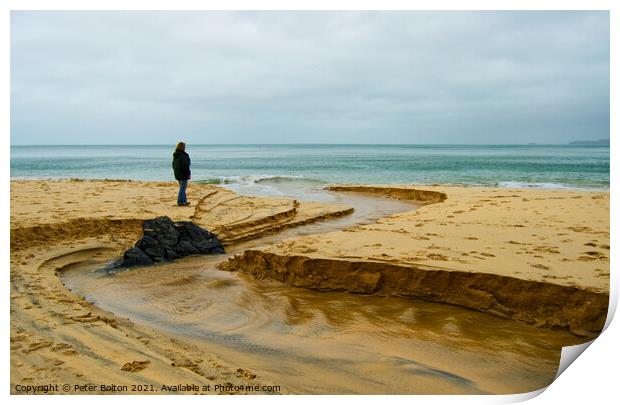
[177,180,188,205]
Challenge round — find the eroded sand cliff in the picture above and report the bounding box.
[220,185,610,336]
[10,180,610,393]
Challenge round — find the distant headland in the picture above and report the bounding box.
[569,138,610,145]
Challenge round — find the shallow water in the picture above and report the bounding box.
[60,190,585,394]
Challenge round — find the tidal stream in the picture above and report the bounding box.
[60,189,585,394]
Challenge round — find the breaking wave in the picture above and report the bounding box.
[496,181,575,189]
[198,175,326,186]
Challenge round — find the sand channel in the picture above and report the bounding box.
[59,190,585,394]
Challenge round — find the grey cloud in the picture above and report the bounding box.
[11,11,609,144]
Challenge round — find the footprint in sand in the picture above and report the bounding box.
[533,246,560,254]
[594,269,610,278]
[568,226,593,233]
[577,251,607,261]
[236,368,257,380]
[121,360,150,372]
[22,341,53,354]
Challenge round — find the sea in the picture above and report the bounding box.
[10,144,610,198]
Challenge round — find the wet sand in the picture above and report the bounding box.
[61,254,586,394]
[10,179,359,394]
[10,179,609,394]
[223,184,609,336]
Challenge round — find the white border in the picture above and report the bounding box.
[3,1,616,404]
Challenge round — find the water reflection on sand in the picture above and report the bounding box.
[61,191,586,394]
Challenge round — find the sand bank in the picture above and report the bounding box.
[10,180,610,393]
[10,179,354,393]
[221,184,610,336]
[10,180,353,250]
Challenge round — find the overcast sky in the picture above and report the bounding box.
[11,11,609,145]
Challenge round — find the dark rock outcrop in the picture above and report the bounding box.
[120,216,224,267]
[121,247,154,267]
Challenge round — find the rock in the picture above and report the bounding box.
[210,246,225,254]
[192,237,221,253]
[176,240,200,256]
[165,248,179,260]
[136,235,159,251]
[143,217,179,247]
[177,221,210,237]
[118,217,224,268]
[121,247,154,267]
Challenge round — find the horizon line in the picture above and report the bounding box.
[9,142,609,147]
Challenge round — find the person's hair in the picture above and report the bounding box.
[175,142,186,152]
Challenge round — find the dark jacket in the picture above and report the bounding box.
[172,151,191,181]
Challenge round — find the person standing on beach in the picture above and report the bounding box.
[172,142,191,206]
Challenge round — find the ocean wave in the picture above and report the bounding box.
[197,174,325,185]
[496,181,573,189]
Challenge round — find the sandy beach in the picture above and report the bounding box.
[10,179,610,394]
[10,179,357,394]
[223,184,609,336]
